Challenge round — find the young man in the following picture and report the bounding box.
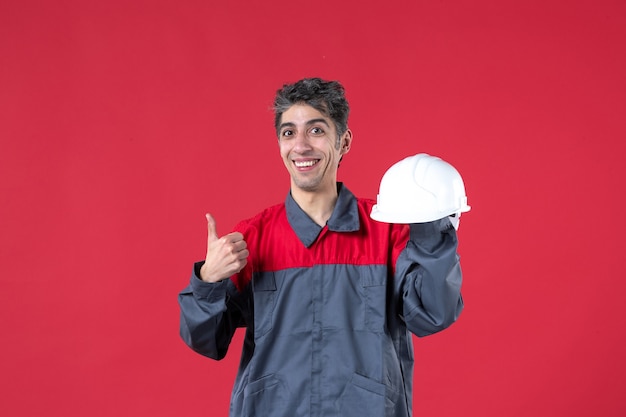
[178,78,464,417]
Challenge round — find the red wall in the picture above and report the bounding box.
[1,0,625,416]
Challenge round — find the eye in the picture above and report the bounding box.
[310,127,325,135]
[281,129,294,138]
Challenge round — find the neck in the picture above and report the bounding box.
[291,183,339,227]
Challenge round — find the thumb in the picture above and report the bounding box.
[206,213,219,242]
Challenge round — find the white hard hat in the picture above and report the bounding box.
[370,153,471,223]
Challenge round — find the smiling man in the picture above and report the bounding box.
[277,101,352,225]
[178,78,464,417]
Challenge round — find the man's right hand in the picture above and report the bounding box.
[199,213,249,283]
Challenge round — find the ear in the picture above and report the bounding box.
[340,129,353,155]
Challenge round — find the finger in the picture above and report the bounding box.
[225,231,245,243]
[237,249,250,261]
[230,239,248,253]
[206,213,218,243]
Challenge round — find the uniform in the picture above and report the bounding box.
[179,184,463,417]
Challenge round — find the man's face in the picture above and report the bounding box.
[278,103,352,194]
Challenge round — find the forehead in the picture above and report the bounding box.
[280,103,332,126]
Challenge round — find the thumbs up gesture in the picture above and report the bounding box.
[199,214,249,283]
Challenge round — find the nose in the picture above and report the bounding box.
[292,131,312,153]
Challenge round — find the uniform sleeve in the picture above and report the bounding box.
[394,217,464,337]
[178,261,248,360]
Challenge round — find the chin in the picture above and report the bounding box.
[292,179,321,192]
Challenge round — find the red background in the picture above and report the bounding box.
[1,0,625,416]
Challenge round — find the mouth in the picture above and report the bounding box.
[293,159,320,168]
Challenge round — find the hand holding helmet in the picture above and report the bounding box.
[370,153,471,229]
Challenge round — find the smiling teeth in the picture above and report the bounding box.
[295,160,317,167]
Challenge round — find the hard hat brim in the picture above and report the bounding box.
[370,204,471,224]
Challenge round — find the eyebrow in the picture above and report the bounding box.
[279,118,331,131]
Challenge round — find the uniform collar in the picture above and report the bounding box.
[285,183,360,248]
